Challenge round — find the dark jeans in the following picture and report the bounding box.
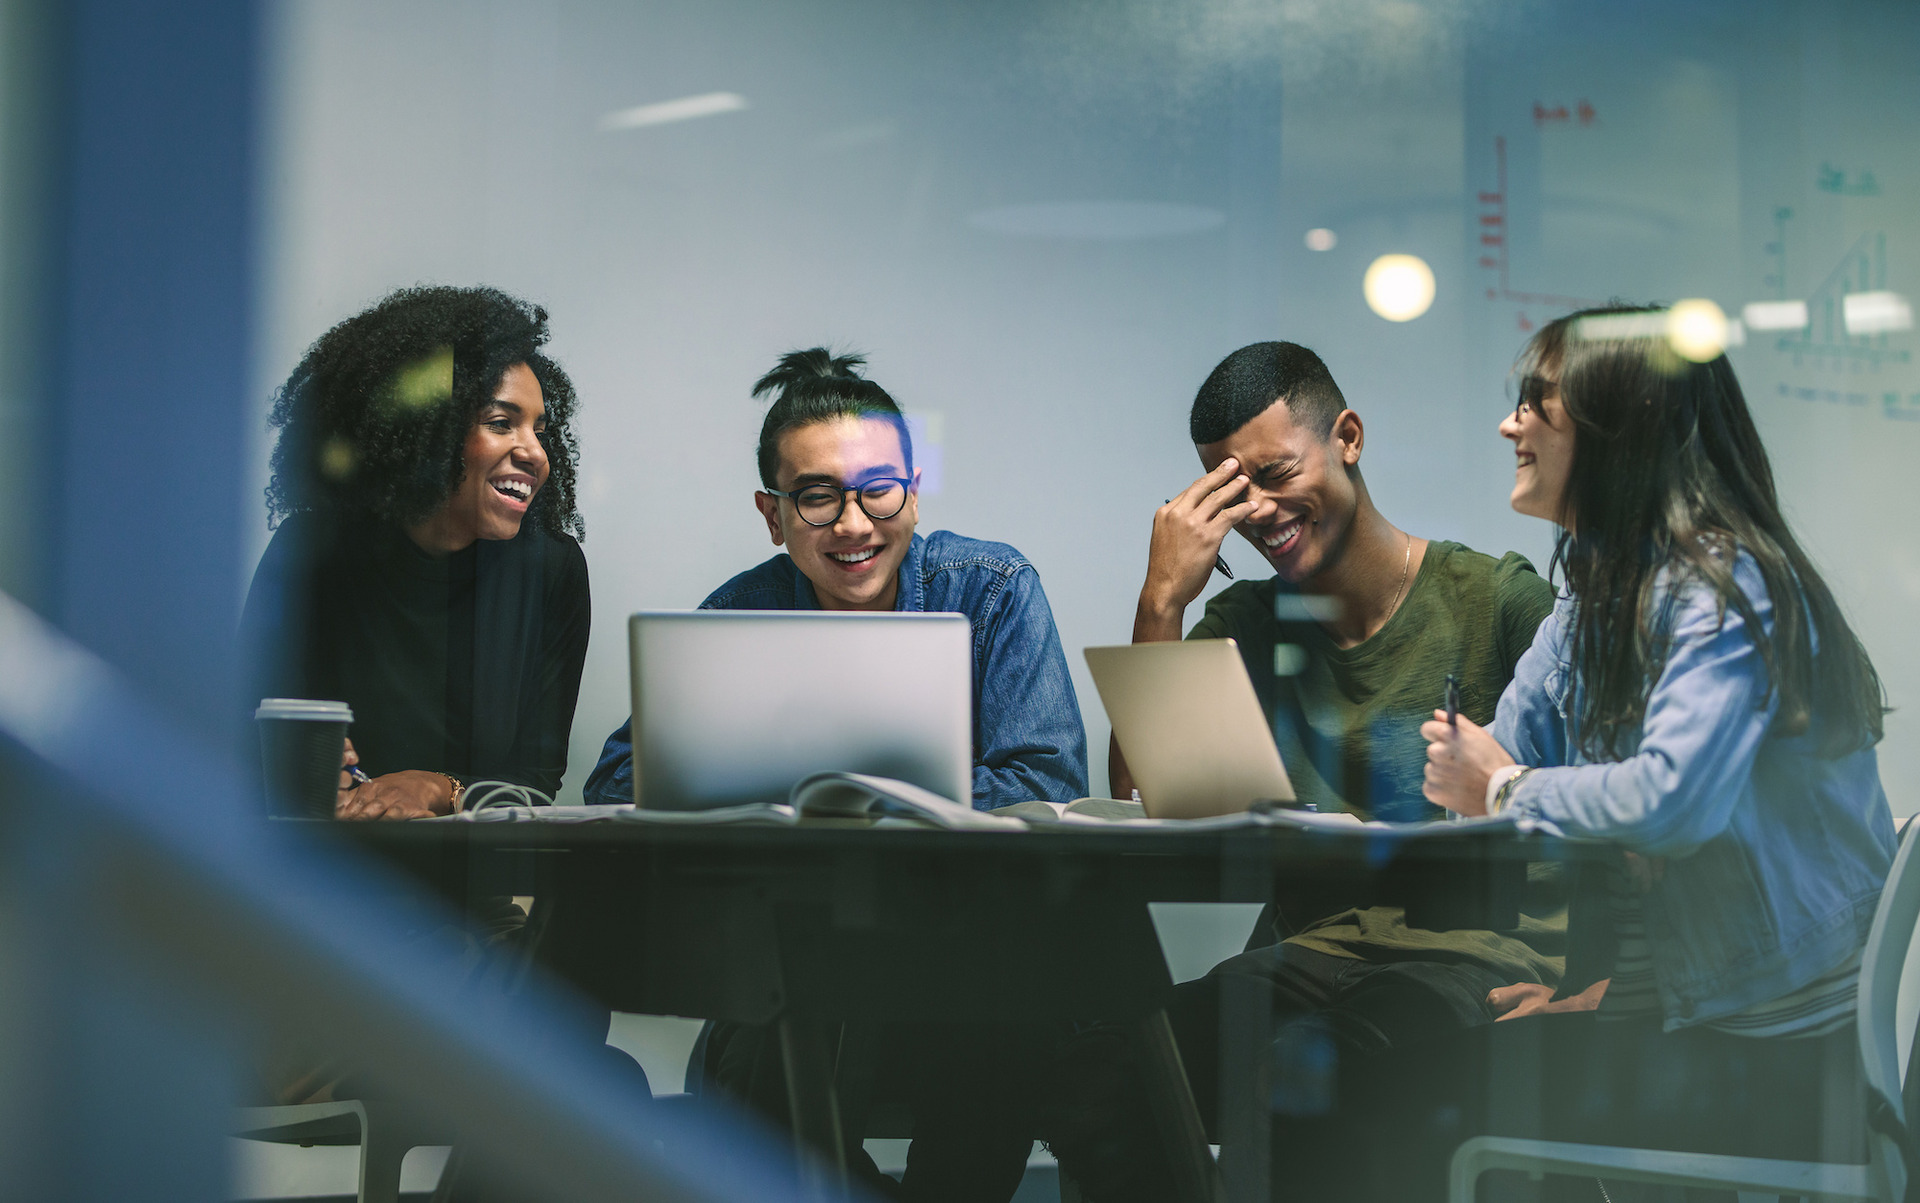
[1048,943,1511,1201]
[257,895,562,1105]
[707,1019,1048,1203]
[1171,943,1511,1132]
[1282,1011,1865,1203]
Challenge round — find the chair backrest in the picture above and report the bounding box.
[1861,824,1920,1111]
[1856,821,1920,1201]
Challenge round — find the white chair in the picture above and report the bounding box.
[233,1099,447,1203]
[1449,823,1920,1203]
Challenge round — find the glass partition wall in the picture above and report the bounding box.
[260,0,1920,810]
[4,2,1914,1199]
[251,9,1920,1187]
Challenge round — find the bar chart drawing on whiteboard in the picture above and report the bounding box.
[1772,229,1910,370]
[1476,135,1601,329]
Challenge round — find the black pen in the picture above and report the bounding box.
[1441,674,1464,822]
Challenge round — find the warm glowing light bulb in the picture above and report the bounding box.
[1666,299,1729,362]
[1363,254,1436,322]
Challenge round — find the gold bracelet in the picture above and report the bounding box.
[437,772,466,813]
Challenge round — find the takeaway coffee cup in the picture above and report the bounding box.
[255,698,354,819]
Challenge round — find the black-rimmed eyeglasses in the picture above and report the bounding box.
[1514,374,1557,419]
[763,477,911,527]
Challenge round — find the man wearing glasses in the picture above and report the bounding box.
[584,348,1087,814]
[583,349,1083,1200]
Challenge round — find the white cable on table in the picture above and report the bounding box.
[461,780,556,811]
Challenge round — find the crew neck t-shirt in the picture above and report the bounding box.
[1187,539,1564,981]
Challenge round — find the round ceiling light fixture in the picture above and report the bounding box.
[1666,298,1730,362]
[1363,253,1436,322]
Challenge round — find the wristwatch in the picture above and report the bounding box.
[1491,766,1534,814]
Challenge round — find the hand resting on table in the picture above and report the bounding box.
[334,737,448,821]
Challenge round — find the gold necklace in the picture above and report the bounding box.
[1385,531,1412,620]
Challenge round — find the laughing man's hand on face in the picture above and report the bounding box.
[1135,459,1257,641]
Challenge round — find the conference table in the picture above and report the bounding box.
[333,812,1583,1203]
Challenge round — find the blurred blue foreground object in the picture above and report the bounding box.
[0,588,849,1203]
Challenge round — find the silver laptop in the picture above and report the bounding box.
[629,611,974,810]
[1085,639,1295,818]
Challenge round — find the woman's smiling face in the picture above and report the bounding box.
[410,362,550,552]
[1500,374,1575,527]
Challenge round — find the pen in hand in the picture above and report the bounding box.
[1440,673,1463,821]
[1165,498,1235,579]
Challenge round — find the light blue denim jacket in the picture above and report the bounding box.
[1495,552,1894,1030]
[584,531,1089,811]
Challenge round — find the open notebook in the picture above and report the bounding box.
[613,771,1024,831]
[443,777,1526,835]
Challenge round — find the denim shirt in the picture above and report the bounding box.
[584,530,1089,810]
[1495,552,1894,1030]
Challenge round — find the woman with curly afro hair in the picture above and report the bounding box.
[241,284,592,822]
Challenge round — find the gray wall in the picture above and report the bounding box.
[251,0,1920,811]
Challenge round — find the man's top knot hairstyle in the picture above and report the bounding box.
[265,284,583,540]
[1190,341,1347,444]
[752,347,913,489]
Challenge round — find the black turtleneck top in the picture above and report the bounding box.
[240,512,590,796]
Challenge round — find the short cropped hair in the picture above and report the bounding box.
[1189,341,1347,444]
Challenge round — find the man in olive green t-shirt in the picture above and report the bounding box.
[1061,342,1562,1201]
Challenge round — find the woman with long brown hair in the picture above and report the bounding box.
[1297,305,1895,1202]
